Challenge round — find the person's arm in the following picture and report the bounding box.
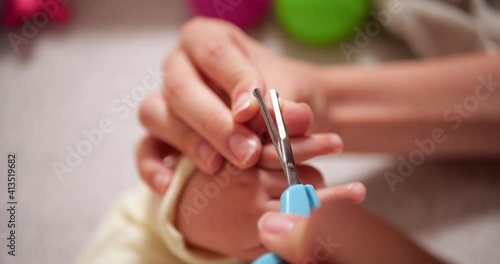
[311,51,500,157]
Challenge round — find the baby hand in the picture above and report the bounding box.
[175,145,366,261]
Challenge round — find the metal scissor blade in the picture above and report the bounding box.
[253,89,281,152]
[270,90,287,140]
[269,90,300,186]
[253,88,301,186]
[253,89,287,172]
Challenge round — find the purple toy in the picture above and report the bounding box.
[188,0,271,29]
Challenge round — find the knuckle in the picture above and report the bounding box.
[201,109,228,136]
[181,17,243,64]
[138,93,162,127]
[161,50,176,73]
[163,74,185,103]
[235,176,258,194]
[162,50,184,103]
[230,70,255,91]
[181,17,236,41]
[198,39,230,64]
[177,126,196,152]
[162,47,185,69]
[180,17,207,37]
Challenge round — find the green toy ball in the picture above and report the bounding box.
[275,0,371,45]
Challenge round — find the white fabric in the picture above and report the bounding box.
[75,158,242,264]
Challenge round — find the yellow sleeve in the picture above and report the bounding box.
[75,157,243,264]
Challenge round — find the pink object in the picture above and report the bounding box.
[2,0,70,28]
[188,0,271,29]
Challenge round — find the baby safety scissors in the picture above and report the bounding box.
[252,89,321,264]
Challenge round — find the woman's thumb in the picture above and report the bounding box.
[257,212,338,264]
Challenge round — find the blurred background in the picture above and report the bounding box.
[0,0,499,263]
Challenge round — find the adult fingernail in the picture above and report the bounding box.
[258,212,296,239]
[197,140,221,173]
[229,133,258,166]
[233,92,251,116]
[152,172,171,194]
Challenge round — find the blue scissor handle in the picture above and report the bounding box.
[253,253,282,264]
[282,184,321,215]
[253,184,320,264]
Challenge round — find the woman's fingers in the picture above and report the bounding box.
[180,17,265,122]
[135,135,179,195]
[248,100,314,140]
[139,92,224,174]
[259,133,343,169]
[139,91,319,173]
[163,49,261,170]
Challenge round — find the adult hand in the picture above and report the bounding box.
[138,91,340,195]
[257,195,443,264]
[138,17,326,193]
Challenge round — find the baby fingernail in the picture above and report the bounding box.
[258,212,296,237]
[330,134,343,152]
[152,172,171,194]
[233,92,251,116]
[229,133,258,165]
[349,183,365,196]
[163,155,179,168]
